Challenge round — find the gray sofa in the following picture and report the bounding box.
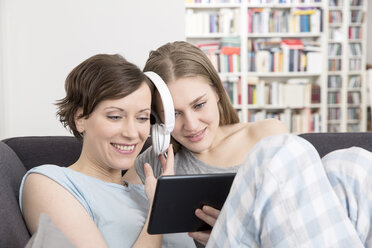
[1,133,372,248]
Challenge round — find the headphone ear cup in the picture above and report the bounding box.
[151,124,160,156]
[151,124,170,155]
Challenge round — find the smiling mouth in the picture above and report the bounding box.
[111,143,135,152]
[186,128,206,141]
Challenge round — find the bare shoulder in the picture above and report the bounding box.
[22,173,76,233]
[248,118,289,141]
[22,172,107,247]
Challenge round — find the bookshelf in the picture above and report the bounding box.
[327,0,368,132]
[185,0,368,133]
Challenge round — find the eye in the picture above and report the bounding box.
[174,111,181,118]
[137,117,150,122]
[194,102,206,110]
[108,116,121,120]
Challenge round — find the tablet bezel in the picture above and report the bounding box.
[147,173,236,234]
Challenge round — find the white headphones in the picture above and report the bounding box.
[144,71,175,156]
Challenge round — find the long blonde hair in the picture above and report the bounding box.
[144,41,240,151]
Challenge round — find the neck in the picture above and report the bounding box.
[69,156,123,185]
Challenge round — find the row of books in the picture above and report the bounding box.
[348,75,361,88]
[348,92,361,104]
[328,75,342,88]
[329,27,363,41]
[328,11,342,24]
[197,39,241,73]
[329,0,342,6]
[349,43,362,56]
[328,59,341,71]
[348,124,361,132]
[248,108,321,133]
[328,107,341,120]
[329,123,363,132]
[248,0,321,3]
[350,0,363,6]
[222,77,242,105]
[328,43,341,56]
[349,58,362,71]
[328,92,341,104]
[185,0,241,3]
[328,107,362,120]
[330,26,364,41]
[248,8,321,34]
[348,107,361,119]
[349,26,363,39]
[350,10,365,24]
[185,9,240,35]
[248,38,322,73]
[327,75,362,89]
[247,77,320,106]
[328,124,340,132]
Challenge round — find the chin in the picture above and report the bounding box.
[184,142,210,154]
[113,158,135,171]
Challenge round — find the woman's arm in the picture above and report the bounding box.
[22,173,108,248]
[131,144,175,248]
[23,171,166,248]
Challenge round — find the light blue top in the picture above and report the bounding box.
[19,165,196,248]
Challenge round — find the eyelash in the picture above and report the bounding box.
[108,116,121,120]
[174,102,206,118]
[194,102,206,109]
[138,117,150,122]
[108,116,150,122]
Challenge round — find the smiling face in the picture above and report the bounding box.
[76,82,151,171]
[156,76,220,154]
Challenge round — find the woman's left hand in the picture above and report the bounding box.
[188,205,220,245]
[144,144,174,203]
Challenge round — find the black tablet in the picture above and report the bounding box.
[147,173,236,234]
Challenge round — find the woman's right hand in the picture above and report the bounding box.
[188,205,220,245]
[143,144,174,203]
[133,146,175,248]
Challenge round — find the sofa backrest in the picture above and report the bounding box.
[2,136,82,171]
[299,132,372,157]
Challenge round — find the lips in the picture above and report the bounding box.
[185,128,206,142]
[111,143,136,154]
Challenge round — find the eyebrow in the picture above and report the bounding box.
[104,106,124,111]
[104,106,151,113]
[173,93,207,112]
[189,94,207,106]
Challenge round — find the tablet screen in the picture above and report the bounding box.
[147,173,236,234]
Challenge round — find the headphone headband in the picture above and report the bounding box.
[144,71,175,133]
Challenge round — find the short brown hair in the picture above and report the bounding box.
[56,54,152,139]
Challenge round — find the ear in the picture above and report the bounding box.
[74,108,85,133]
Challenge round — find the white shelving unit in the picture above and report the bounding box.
[185,0,368,133]
[327,0,368,132]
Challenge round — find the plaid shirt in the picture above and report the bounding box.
[207,134,370,247]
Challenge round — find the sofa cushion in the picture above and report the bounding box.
[0,141,30,248]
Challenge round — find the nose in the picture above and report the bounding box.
[183,111,199,131]
[121,118,138,139]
